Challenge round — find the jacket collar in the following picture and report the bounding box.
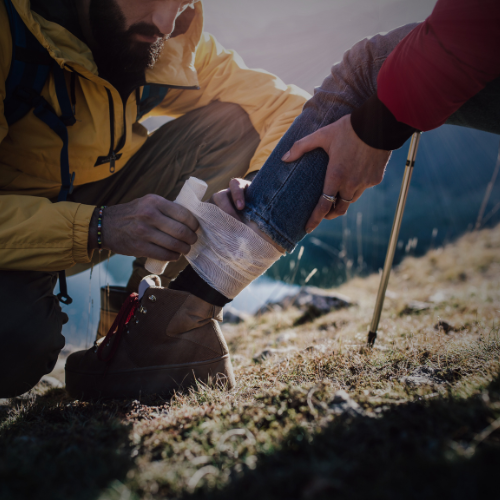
[11,0,203,88]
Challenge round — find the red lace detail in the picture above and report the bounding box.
[97,293,139,363]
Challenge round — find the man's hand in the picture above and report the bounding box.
[88,194,199,261]
[210,178,251,220]
[282,114,391,233]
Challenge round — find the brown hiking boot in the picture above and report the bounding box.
[65,277,235,400]
[96,286,129,341]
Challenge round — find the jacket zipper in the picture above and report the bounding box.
[103,83,199,173]
[70,72,77,115]
[105,88,116,173]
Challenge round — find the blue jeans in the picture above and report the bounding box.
[242,22,500,253]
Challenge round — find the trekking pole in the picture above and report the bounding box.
[367,132,422,346]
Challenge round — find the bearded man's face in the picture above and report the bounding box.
[89,0,197,83]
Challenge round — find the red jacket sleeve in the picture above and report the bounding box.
[377,0,500,132]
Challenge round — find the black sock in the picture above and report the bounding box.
[169,265,232,307]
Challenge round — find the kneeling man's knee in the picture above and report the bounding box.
[0,272,66,398]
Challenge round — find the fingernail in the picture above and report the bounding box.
[282,151,290,161]
[237,201,244,210]
[306,227,312,234]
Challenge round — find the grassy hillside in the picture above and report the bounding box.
[1,225,499,500]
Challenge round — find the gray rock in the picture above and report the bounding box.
[304,344,328,355]
[255,303,284,315]
[39,375,64,389]
[400,366,445,387]
[400,300,432,315]
[253,347,297,363]
[257,287,353,325]
[329,390,365,416]
[434,320,455,334]
[222,307,249,324]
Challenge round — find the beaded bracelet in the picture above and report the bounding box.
[97,206,106,253]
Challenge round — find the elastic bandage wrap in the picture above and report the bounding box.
[145,177,284,299]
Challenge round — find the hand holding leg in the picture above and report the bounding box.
[282,115,391,232]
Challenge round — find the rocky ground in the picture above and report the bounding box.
[1,225,499,500]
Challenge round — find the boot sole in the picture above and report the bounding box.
[65,355,235,400]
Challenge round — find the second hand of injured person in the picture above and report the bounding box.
[87,194,199,260]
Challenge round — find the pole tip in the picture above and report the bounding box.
[367,331,377,346]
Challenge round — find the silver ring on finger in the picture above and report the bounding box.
[322,193,337,206]
[338,194,354,203]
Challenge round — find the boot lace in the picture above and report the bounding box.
[97,293,139,363]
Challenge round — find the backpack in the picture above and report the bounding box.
[3,0,169,304]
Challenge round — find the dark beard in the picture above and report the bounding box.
[89,0,167,96]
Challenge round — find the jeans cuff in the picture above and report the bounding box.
[241,206,296,254]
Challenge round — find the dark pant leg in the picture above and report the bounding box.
[71,101,260,290]
[446,77,500,135]
[0,271,66,397]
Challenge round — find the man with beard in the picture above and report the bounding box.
[0,0,309,397]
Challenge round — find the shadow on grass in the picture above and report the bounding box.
[190,376,500,500]
[1,376,499,500]
[0,389,134,500]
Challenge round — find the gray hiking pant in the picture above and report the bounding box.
[0,102,259,397]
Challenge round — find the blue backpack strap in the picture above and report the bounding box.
[3,0,75,304]
[30,65,75,304]
[3,0,76,200]
[32,65,75,203]
[136,84,169,121]
[3,0,52,125]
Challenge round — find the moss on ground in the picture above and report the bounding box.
[1,226,499,500]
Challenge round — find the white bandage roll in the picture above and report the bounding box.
[145,178,207,275]
[146,177,284,299]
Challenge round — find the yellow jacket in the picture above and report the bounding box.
[0,0,310,272]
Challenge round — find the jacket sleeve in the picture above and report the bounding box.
[0,195,95,272]
[0,11,95,273]
[156,32,311,174]
[377,0,500,131]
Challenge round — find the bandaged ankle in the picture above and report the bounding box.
[145,177,284,299]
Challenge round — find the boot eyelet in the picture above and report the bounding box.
[135,319,139,324]
[148,295,156,302]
